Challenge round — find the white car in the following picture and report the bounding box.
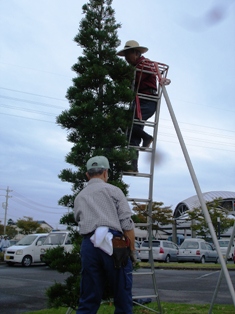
[139,240,178,263]
[218,239,234,260]
[40,230,73,262]
[4,233,48,267]
[178,238,218,263]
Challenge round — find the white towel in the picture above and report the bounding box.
[90,226,113,256]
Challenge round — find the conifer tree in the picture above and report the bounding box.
[57,0,135,211]
[46,1,135,309]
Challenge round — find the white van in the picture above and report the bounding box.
[4,233,48,267]
[40,230,73,262]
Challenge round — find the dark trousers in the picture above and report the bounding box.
[130,98,157,147]
[76,237,133,314]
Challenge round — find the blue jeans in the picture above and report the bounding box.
[76,236,133,314]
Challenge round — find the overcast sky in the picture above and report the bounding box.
[0,0,234,230]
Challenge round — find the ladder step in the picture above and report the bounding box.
[132,294,159,300]
[128,145,153,152]
[133,119,157,127]
[123,171,151,178]
[127,198,150,202]
[133,271,154,276]
[138,94,160,101]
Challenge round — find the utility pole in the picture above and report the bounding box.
[0,186,13,234]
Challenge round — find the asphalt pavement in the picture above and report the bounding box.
[0,263,234,314]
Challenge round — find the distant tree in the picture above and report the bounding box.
[0,224,17,238]
[186,198,235,239]
[56,0,135,213]
[36,226,51,233]
[132,202,173,238]
[16,217,42,235]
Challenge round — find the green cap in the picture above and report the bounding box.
[86,156,110,170]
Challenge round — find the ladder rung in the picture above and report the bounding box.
[133,119,157,127]
[123,171,151,178]
[132,271,154,276]
[138,93,160,101]
[132,294,159,300]
[127,198,150,202]
[129,145,153,152]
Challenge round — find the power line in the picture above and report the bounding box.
[0,95,66,109]
[0,103,56,116]
[0,86,67,101]
[12,191,65,210]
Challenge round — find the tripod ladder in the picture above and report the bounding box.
[123,60,170,313]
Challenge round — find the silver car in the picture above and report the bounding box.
[218,239,234,260]
[139,240,178,263]
[178,238,218,263]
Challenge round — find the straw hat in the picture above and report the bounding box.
[117,40,148,56]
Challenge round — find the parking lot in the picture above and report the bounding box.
[0,263,234,314]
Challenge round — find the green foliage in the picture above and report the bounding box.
[132,201,173,237]
[57,0,135,209]
[45,233,82,310]
[16,217,41,235]
[0,224,18,238]
[186,198,235,239]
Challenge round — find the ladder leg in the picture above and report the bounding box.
[162,84,235,306]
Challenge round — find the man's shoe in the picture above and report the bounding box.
[142,135,153,148]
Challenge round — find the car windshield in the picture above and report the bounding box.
[219,241,229,247]
[16,235,37,246]
[180,241,199,249]
[142,241,160,247]
[43,233,66,245]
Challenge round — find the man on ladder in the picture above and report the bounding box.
[117,40,158,172]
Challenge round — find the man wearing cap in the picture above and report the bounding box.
[74,155,135,314]
[117,40,157,172]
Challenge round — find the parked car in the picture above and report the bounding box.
[139,240,178,263]
[9,240,18,246]
[178,238,218,263]
[218,239,234,261]
[40,230,73,262]
[4,233,48,267]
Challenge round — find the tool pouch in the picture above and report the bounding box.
[112,236,131,269]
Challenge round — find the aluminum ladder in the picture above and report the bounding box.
[123,60,170,313]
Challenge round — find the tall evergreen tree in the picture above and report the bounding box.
[57,0,135,211]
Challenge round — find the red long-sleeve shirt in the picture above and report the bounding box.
[134,56,157,94]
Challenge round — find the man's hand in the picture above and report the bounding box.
[130,250,137,266]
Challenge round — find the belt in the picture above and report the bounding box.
[82,231,95,238]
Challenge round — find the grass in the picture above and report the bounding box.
[140,261,235,270]
[23,302,235,314]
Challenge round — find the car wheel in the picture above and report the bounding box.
[214,257,218,264]
[22,255,32,267]
[165,255,170,263]
[200,256,205,264]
